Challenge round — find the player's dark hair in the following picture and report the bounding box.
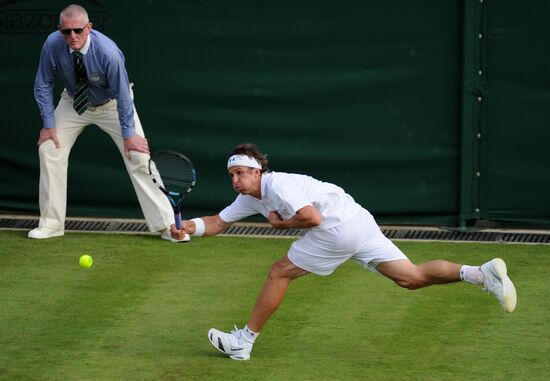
[231,143,269,173]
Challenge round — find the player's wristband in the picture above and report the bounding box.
[191,218,205,237]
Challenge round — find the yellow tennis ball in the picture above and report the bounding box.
[79,255,93,269]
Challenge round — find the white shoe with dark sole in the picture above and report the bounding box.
[208,326,253,361]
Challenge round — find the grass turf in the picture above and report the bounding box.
[0,230,549,380]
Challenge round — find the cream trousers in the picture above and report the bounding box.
[37,88,173,232]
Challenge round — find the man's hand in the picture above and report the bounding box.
[170,224,187,240]
[268,206,322,230]
[268,211,286,229]
[123,134,149,160]
[171,220,201,238]
[37,127,60,148]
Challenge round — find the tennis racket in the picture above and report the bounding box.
[148,150,196,229]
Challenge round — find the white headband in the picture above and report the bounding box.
[227,154,262,170]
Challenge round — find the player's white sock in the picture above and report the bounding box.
[241,325,259,343]
[460,265,485,285]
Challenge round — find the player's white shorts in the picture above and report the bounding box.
[287,208,408,276]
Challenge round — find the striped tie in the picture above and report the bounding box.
[73,51,88,115]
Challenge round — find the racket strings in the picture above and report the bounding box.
[151,152,196,194]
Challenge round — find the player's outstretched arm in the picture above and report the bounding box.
[182,215,232,237]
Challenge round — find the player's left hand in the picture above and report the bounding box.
[123,134,149,160]
[268,211,286,229]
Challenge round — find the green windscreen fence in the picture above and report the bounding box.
[0,0,549,228]
[460,0,550,227]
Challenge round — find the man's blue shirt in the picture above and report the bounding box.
[34,29,136,138]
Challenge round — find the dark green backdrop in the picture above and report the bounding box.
[1,0,548,227]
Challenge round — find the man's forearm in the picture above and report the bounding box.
[185,215,232,237]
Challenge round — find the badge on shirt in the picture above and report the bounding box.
[89,72,104,84]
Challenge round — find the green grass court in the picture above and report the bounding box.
[1,230,549,380]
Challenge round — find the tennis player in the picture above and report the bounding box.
[175,143,517,361]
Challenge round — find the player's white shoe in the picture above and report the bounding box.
[480,258,517,313]
[208,326,253,361]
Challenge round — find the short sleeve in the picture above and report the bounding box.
[219,194,262,222]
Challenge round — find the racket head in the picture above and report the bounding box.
[149,150,196,199]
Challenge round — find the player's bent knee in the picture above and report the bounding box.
[267,260,295,281]
[267,262,285,279]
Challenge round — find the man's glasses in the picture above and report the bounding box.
[59,24,89,35]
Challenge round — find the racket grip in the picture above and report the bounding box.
[174,212,182,229]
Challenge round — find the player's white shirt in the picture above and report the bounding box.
[219,172,362,230]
